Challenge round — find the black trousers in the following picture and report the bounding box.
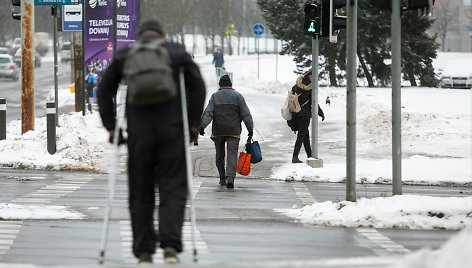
[127,121,187,257]
[293,116,312,159]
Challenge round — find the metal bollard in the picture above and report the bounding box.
[0,98,6,140]
[47,102,56,154]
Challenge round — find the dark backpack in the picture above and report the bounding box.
[123,39,176,105]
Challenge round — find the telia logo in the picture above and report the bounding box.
[89,0,107,9]
[117,0,127,8]
[89,0,97,8]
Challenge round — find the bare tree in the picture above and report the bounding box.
[431,0,460,52]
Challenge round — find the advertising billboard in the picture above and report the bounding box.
[116,0,138,50]
[84,0,114,104]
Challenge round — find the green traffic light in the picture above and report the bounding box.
[304,18,320,36]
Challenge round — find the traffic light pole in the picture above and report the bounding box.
[311,36,319,159]
[307,36,323,168]
[346,0,357,202]
[392,0,402,195]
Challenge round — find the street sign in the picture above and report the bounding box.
[35,0,79,5]
[62,0,82,31]
[253,24,264,36]
[225,24,235,35]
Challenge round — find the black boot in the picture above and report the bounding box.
[219,178,227,186]
[292,141,303,163]
[226,177,234,189]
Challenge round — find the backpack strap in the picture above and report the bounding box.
[300,99,309,107]
[128,38,166,54]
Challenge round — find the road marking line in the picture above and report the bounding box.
[0,220,22,259]
[119,218,209,263]
[357,228,411,254]
[11,177,94,207]
[0,230,19,234]
[292,182,316,205]
[0,235,16,239]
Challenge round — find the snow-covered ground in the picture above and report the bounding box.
[0,52,470,266]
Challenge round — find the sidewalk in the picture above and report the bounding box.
[0,256,399,268]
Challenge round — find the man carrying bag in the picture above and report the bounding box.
[199,75,254,189]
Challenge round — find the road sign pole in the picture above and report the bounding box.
[257,36,260,79]
[53,5,59,126]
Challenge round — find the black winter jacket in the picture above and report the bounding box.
[291,76,324,119]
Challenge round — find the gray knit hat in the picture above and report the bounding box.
[138,18,165,35]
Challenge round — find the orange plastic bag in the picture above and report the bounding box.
[237,152,251,176]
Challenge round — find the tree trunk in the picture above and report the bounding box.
[409,74,417,86]
[441,32,446,52]
[357,50,375,87]
[180,32,186,50]
[327,56,337,87]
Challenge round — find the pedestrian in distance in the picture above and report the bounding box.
[97,18,206,264]
[199,74,254,189]
[291,71,325,164]
[326,96,331,106]
[212,48,224,71]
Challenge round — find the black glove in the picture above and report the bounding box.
[199,127,205,136]
[108,129,127,145]
[321,115,325,121]
[248,130,253,137]
[190,127,198,142]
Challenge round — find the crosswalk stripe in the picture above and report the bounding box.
[357,228,411,254]
[119,177,208,263]
[291,182,317,205]
[0,221,22,260]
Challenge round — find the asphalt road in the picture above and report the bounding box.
[0,154,469,267]
[0,57,72,123]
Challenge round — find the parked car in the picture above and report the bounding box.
[61,42,71,63]
[0,54,19,81]
[13,48,41,68]
[0,47,11,55]
[11,38,21,55]
[439,60,472,89]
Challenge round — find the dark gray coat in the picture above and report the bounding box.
[200,87,253,138]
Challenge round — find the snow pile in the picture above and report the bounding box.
[277,195,472,230]
[0,112,110,172]
[0,203,85,220]
[271,156,472,186]
[390,227,472,268]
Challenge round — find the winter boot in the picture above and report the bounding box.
[219,177,227,186]
[226,177,234,189]
[138,252,152,264]
[163,247,179,264]
[292,140,303,163]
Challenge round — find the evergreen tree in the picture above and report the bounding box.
[257,0,439,87]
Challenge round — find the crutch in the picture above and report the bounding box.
[99,85,127,264]
[179,70,198,263]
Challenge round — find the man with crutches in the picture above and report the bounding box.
[97,18,206,264]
